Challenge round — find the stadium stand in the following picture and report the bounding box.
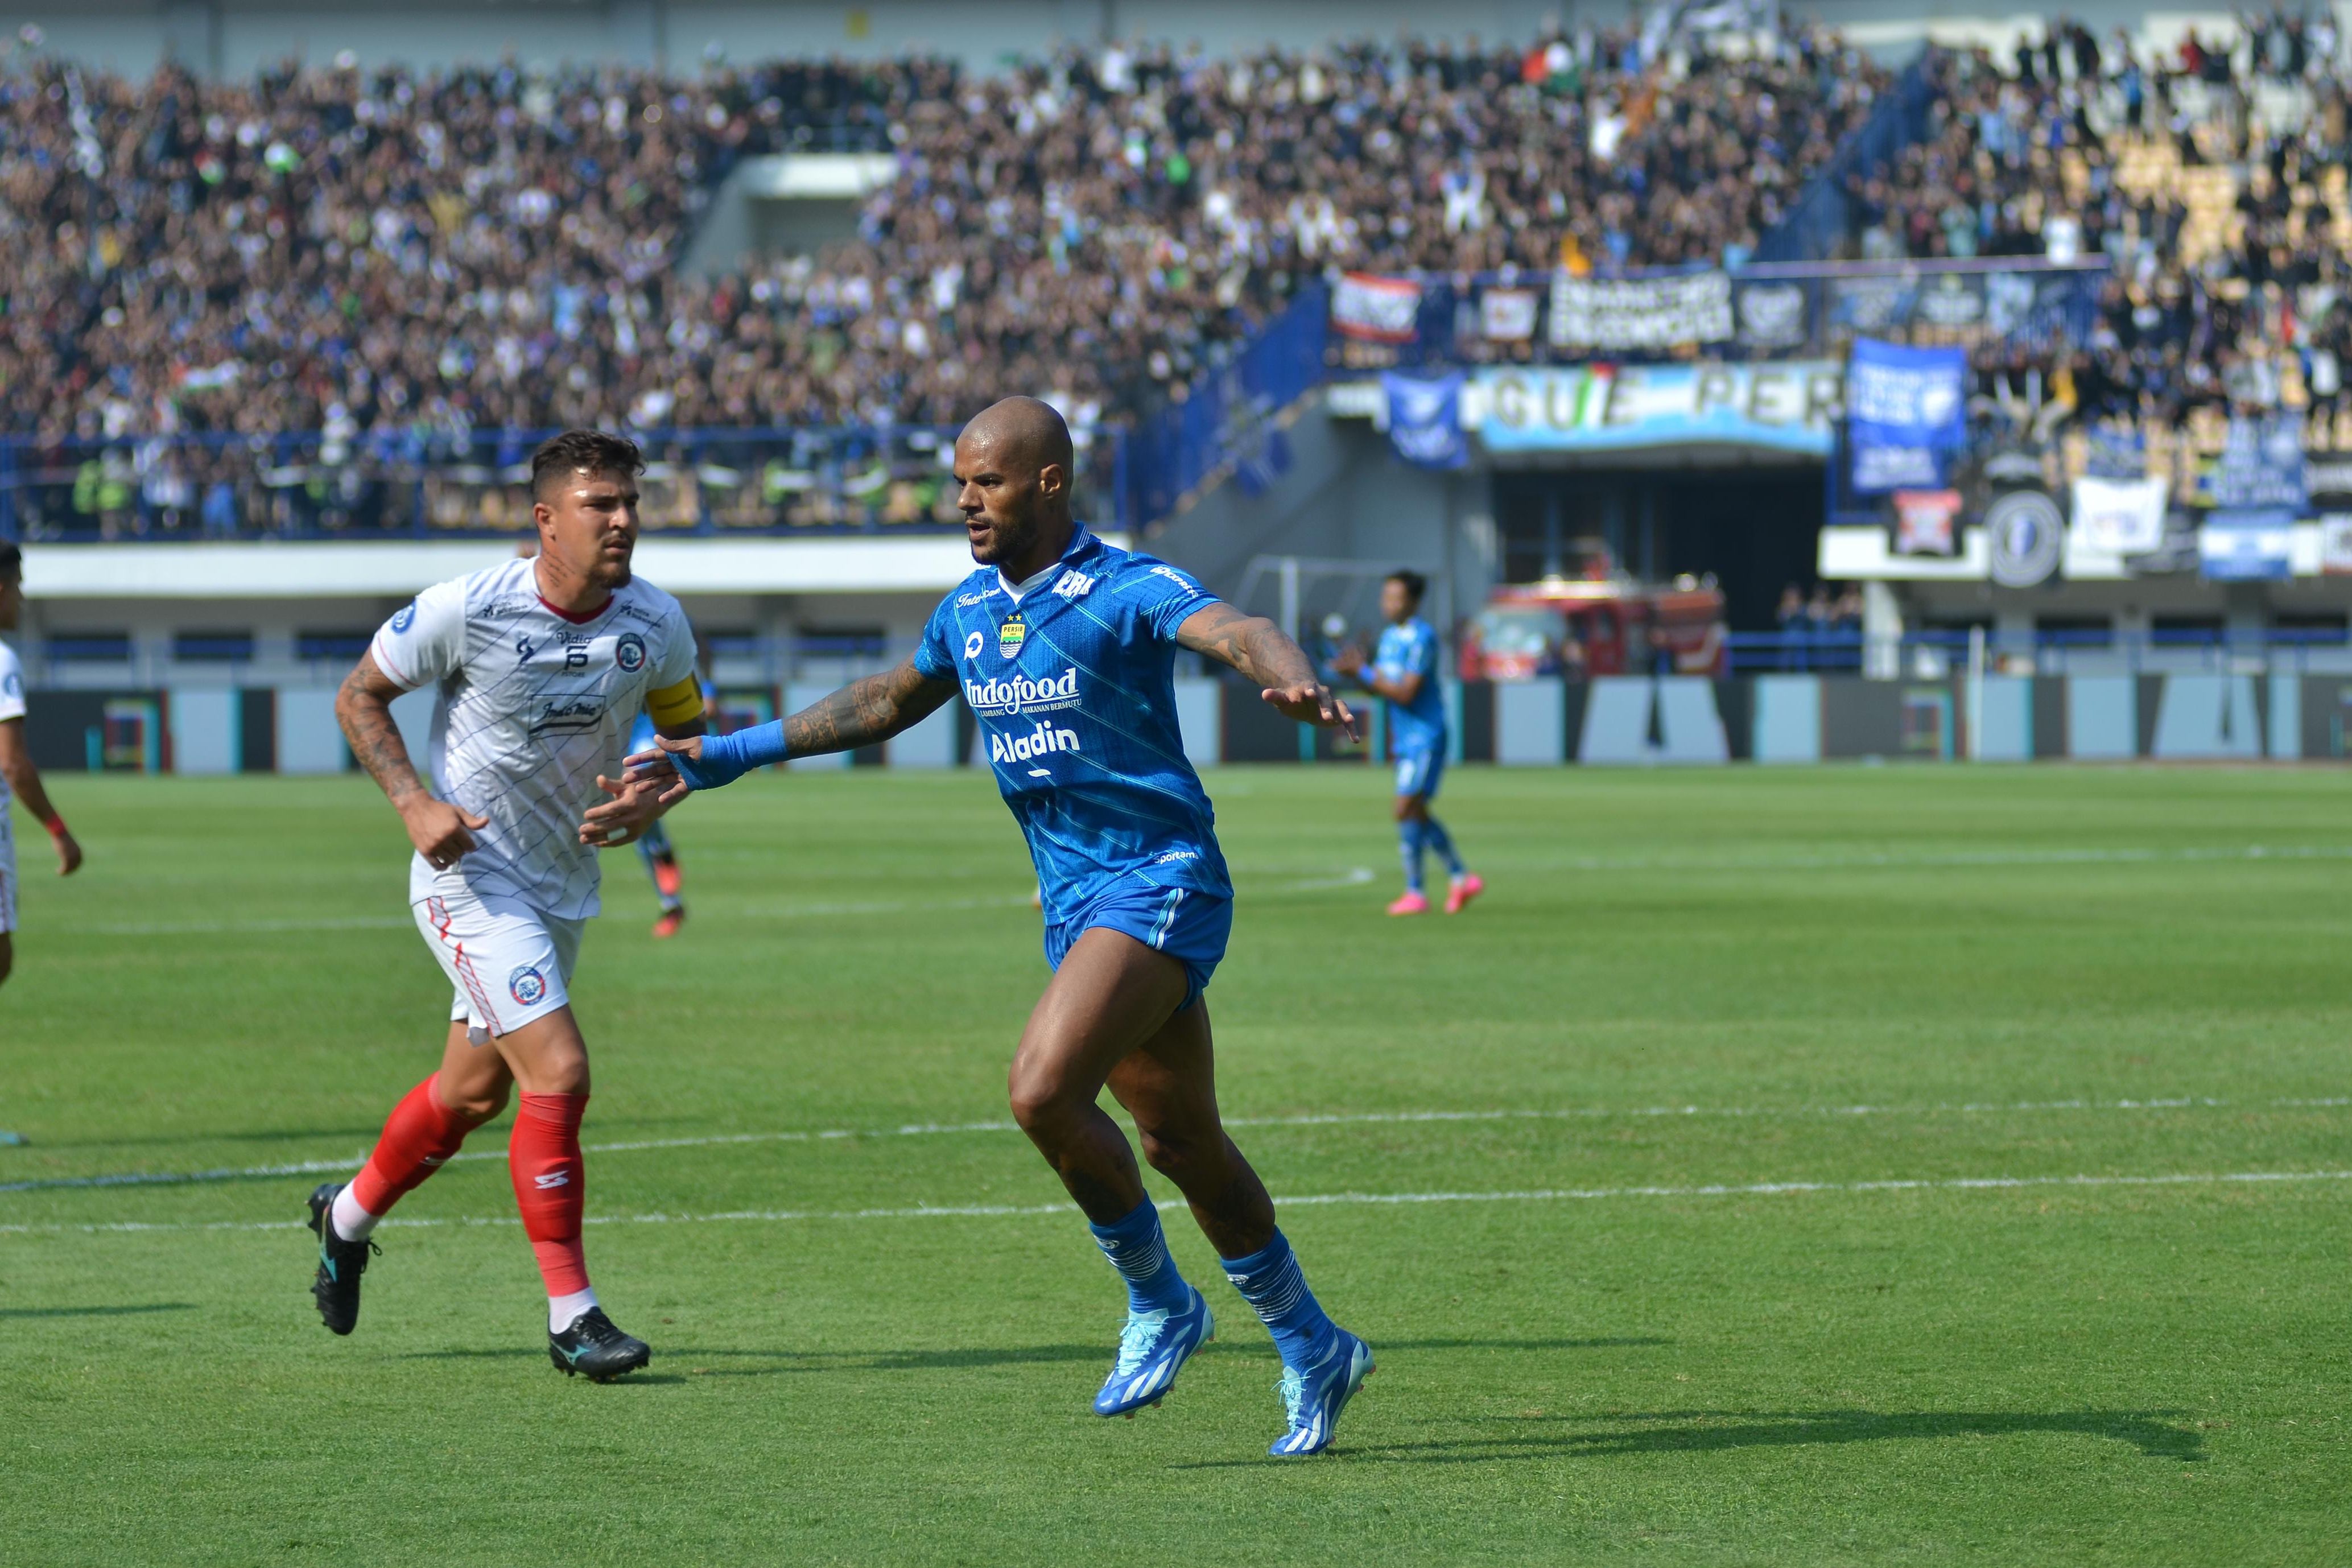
[1837,27,2352,505]
[0,27,1890,538]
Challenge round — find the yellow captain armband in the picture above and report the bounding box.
[645,675,705,730]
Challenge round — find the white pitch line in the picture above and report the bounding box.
[68,844,2352,937]
[5,1167,2349,1237]
[5,1094,2345,1196]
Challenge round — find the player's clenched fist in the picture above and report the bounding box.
[398,795,489,870]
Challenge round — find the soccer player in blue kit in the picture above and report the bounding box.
[613,397,1374,1456]
[1335,571,1482,917]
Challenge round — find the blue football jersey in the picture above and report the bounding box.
[913,530,1232,925]
[1373,618,1447,753]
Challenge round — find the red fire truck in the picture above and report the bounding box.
[1456,573,1728,680]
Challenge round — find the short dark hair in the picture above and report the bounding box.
[1388,570,1428,603]
[531,429,644,501]
[0,541,19,582]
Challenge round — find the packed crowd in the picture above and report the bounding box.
[1842,14,2352,468]
[0,24,1887,474]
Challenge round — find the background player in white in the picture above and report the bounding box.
[0,541,86,1145]
[315,430,704,1380]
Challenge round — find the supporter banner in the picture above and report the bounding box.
[1825,269,2086,347]
[2305,452,2352,504]
[1331,273,1422,344]
[1846,339,1966,494]
[1381,370,1470,470]
[1985,488,2065,587]
[2210,416,2308,510]
[1733,280,1808,350]
[2321,514,2352,575]
[1475,362,1840,455]
[1891,489,1961,555]
[2200,509,2296,581]
[2070,475,2168,555]
[1479,287,1539,344]
[1548,271,1732,352]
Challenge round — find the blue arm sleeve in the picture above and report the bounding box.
[656,722,789,791]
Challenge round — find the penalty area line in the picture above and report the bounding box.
[5,1167,2350,1237]
[5,1095,2348,1196]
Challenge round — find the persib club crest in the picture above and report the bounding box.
[614,633,647,672]
[997,617,1026,659]
[390,602,416,634]
[509,966,548,1006]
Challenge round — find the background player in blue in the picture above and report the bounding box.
[625,666,709,939]
[1335,572,1483,917]
[614,397,1374,1456]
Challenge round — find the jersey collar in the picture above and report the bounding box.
[996,527,1092,604]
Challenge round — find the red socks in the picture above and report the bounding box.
[349,1074,473,1216]
[509,1092,591,1296]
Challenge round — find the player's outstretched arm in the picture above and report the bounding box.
[1176,603,1360,738]
[0,717,81,874]
[336,650,488,870]
[626,659,959,800]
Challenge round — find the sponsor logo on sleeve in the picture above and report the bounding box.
[1,672,17,699]
[509,966,548,1006]
[614,633,647,672]
[391,602,416,633]
[1148,565,1200,592]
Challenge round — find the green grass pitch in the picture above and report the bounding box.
[1,764,2347,1565]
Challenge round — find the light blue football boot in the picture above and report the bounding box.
[1269,1327,1373,1456]
[1093,1285,1214,1417]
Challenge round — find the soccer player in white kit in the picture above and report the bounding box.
[313,432,704,1380]
[0,542,88,1145]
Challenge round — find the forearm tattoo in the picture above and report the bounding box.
[782,661,957,757]
[337,661,427,806]
[1178,603,1319,688]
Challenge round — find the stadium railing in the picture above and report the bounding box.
[1730,628,2352,677]
[0,424,1129,543]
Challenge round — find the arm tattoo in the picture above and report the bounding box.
[782,659,958,757]
[336,654,427,807]
[1175,602,1319,688]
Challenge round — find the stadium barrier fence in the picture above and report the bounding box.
[25,669,2347,776]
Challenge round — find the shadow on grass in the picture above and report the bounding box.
[1174,1409,2204,1468]
[0,1302,196,1319]
[407,1336,1663,1376]
[403,1343,1113,1374]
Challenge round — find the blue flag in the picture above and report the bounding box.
[1847,339,1967,494]
[1381,370,1468,469]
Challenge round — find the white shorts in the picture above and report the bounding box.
[413,888,585,1043]
[0,812,15,935]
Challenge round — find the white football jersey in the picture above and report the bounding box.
[369,556,696,919]
[0,637,24,815]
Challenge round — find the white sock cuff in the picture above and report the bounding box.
[550,1286,600,1334]
[329,1184,381,1243]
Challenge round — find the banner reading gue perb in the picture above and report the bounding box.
[1471,362,1843,457]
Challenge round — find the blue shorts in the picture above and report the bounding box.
[1045,883,1233,1012]
[1394,745,1445,801]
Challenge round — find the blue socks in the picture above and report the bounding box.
[1089,1199,1193,1315]
[1220,1229,1335,1368]
[1397,819,1427,892]
[1422,814,1465,877]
